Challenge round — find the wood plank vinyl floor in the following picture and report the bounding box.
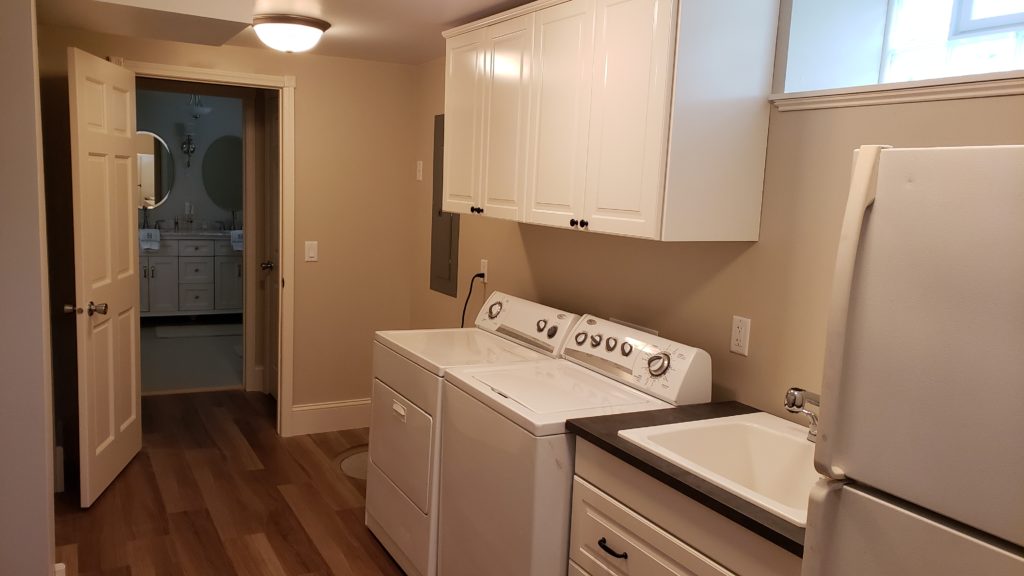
[55,391,403,576]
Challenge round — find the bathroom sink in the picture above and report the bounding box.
[618,412,820,526]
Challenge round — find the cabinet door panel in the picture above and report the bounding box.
[443,29,487,215]
[214,256,243,310]
[147,256,178,313]
[526,0,595,228]
[480,15,533,221]
[584,0,675,238]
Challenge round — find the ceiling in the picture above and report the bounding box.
[37,0,535,64]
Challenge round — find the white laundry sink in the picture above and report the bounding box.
[618,412,820,526]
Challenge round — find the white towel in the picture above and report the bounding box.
[139,228,160,251]
[230,229,244,251]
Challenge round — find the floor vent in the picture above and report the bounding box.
[336,447,369,480]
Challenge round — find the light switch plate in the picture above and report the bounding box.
[305,241,318,262]
[416,161,424,181]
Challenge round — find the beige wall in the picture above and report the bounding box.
[36,25,421,405]
[409,56,1024,418]
[1,1,55,573]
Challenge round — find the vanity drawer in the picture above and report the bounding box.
[141,239,178,257]
[179,257,214,284]
[179,239,214,256]
[179,284,214,310]
[570,477,734,576]
[215,239,238,256]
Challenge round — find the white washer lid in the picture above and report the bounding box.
[445,360,670,436]
[375,328,545,376]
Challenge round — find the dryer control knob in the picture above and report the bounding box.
[605,337,618,352]
[575,332,588,346]
[590,334,602,348]
[547,325,559,339]
[648,352,671,377]
[537,319,548,332]
[621,342,633,357]
[488,301,503,319]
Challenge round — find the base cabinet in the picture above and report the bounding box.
[139,237,242,316]
[572,439,801,576]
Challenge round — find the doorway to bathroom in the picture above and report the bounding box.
[135,77,280,397]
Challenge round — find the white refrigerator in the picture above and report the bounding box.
[802,145,1024,575]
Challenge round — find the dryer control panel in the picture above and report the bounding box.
[475,292,580,358]
[562,315,711,406]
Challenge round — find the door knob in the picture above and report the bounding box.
[87,302,108,316]
[260,261,275,271]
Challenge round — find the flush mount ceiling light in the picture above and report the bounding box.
[253,14,331,53]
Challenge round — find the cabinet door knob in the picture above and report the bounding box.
[569,218,578,228]
[580,219,589,229]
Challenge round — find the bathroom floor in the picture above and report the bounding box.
[54,391,400,576]
[141,323,243,395]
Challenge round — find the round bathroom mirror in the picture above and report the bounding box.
[202,135,243,211]
[136,131,175,209]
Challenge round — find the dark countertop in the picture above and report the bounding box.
[566,401,805,557]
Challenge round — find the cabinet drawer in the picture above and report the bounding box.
[215,239,238,256]
[179,239,214,256]
[571,477,734,576]
[179,257,214,284]
[141,239,178,256]
[569,560,591,576]
[179,284,214,310]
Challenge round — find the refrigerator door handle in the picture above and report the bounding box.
[815,144,890,480]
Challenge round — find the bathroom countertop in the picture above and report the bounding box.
[157,231,234,239]
[566,401,805,556]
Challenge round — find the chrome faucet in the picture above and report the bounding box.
[784,388,820,442]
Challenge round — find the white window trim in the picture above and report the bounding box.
[770,69,1024,111]
[951,0,1024,38]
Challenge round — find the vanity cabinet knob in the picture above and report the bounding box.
[569,218,578,228]
[579,220,589,229]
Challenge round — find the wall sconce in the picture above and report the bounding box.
[181,134,196,168]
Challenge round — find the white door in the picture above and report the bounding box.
[68,47,141,507]
[525,0,595,229]
[478,15,533,221]
[443,29,487,215]
[583,0,675,238]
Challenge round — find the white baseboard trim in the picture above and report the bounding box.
[285,398,371,436]
[247,365,265,393]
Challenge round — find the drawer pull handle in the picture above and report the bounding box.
[598,537,628,560]
[392,401,407,422]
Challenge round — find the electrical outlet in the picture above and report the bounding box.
[416,160,424,181]
[480,258,488,282]
[730,315,751,356]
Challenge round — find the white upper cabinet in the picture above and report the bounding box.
[583,0,675,238]
[443,29,486,216]
[443,0,779,241]
[525,0,594,229]
[444,17,533,221]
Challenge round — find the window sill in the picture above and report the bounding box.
[769,70,1024,111]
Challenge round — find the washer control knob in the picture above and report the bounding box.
[536,319,548,332]
[648,352,671,377]
[590,334,602,348]
[488,301,503,319]
[605,337,618,352]
[621,342,633,357]
[575,332,588,346]
[547,325,559,339]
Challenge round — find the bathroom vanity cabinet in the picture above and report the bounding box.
[139,236,243,316]
[442,0,778,241]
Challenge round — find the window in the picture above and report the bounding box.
[883,0,1024,83]
[782,0,1024,94]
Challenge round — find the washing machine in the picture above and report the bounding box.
[438,315,712,576]
[366,291,579,576]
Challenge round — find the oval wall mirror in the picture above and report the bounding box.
[136,130,174,209]
[202,135,243,211]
